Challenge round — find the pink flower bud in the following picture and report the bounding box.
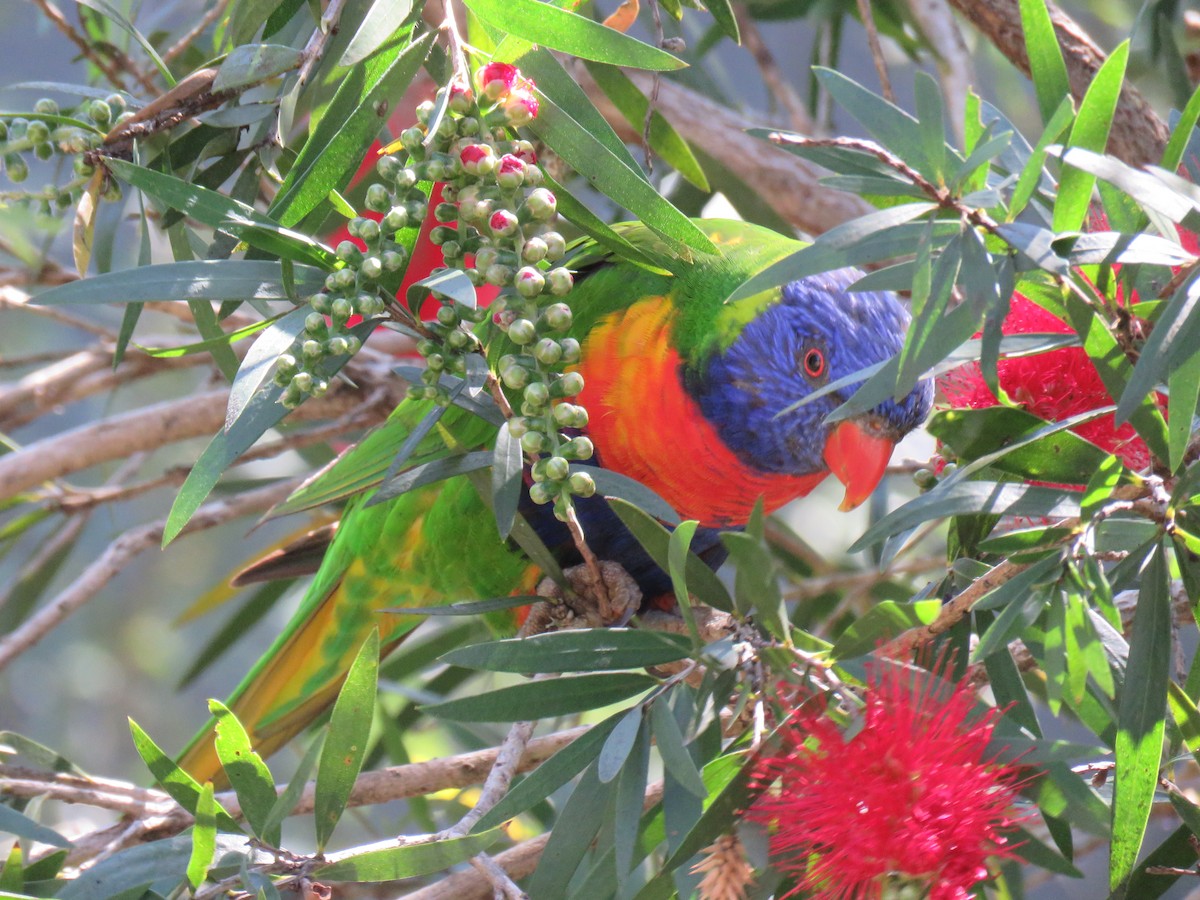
[489,209,519,236]
[459,143,496,176]
[503,86,539,126]
[476,62,519,101]
[448,80,474,113]
[495,153,527,189]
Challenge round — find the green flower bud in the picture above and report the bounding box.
[501,365,530,389]
[434,202,458,223]
[357,218,380,242]
[5,153,28,183]
[553,371,584,398]
[305,313,327,335]
[34,142,53,160]
[336,240,363,265]
[446,329,472,351]
[485,264,514,286]
[441,240,462,259]
[357,292,385,316]
[360,256,383,279]
[7,118,27,141]
[429,225,456,246]
[522,236,548,264]
[25,121,48,145]
[567,436,594,460]
[568,471,596,497]
[533,338,562,366]
[328,336,351,356]
[377,156,403,182]
[365,183,391,212]
[105,94,127,115]
[395,166,418,189]
[475,247,499,272]
[559,338,581,364]
[302,339,323,358]
[515,266,545,298]
[415,100,436,124]
[426,352,445,371]
[524,188,556,220]
[521,431,549,455]
[333,267,357,290]
[436,305,459,326]
[405,199,428,222]
[33,98,58,116]
[280,385,303,409]
[507,318,536,345]
[382,206,409,233]
[547,268,574,296]
[331,297,353,324]
[544,456,570,482]
[382,249,407,272]
[541,303,572,332]
[0,121,7,141]
[553,403,579,427]
[292,371,314,393]
[508,416,530,438]
[543,231,566,261]
[528,481,554,505]
[523,381,550,408]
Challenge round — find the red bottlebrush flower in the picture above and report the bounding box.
[939,295,1152,471]
[459,142,496,176]
[477,62,519,100]
[747,666,1025,900]
[495,153,527,189]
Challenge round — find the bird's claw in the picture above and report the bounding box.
[522,560,641,635]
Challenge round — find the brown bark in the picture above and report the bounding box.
[947,0,1170,166]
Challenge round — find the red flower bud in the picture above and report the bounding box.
[476,62,519,101]
[503,85,539,126]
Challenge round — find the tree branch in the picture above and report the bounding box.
[947,0,1169,165]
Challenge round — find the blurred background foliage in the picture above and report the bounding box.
[2,0,1200,897]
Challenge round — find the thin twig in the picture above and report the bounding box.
[437,720,536,840]
[0,479,297,672]
[855,0,894,103]
[29,0,134,92]
[296,0,351,88]
[733,4,813,133]
[162,0,230,64]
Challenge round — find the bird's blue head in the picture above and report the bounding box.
[688,268,933,510]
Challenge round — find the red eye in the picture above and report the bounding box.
[803,348,826,378]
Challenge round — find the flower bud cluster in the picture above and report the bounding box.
[0,95,129,224]
[391,63,590,517]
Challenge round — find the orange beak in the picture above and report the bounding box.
[823,419,896,511]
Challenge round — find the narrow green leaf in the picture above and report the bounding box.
[1053,41,1129,233]
[225,306,308,429]
[526,764,612,897]
[129,720,239,832]
[315,629,380,851]
[406,268,477,310]
[703,0,739,43]
[491,421,522,539]
[584,62,709,191]
[338,0,416,66]
[442,628,691,673]
[0,804,71,849]
[34,260,326,305]
[474,714,622,832]
[1169,346,1200,472]
[212,44,303,92]
[315,828,503,880]
[371,451,493,505]
[608,498,731,612]
[210,700,279,845]
[259,733,323,848]
[581,466,680,525]
[1017,0,1071,124]
[385,594,538,617]
[650,696,706,798]
[270,31,433,227]
[425,672,655,721]
[1048,147,1200,231]
[614,718,651,876]
[668,520,703,647]
[1009,94,1075,220]
[186,782,217,889]
[1162,81,1200,173]
[849,480,1080,553]
[464,0,684,70]
[1116,274,1200,425]
[528,92,717,256]
[598,707,644,783]
[1110,543,1171,889]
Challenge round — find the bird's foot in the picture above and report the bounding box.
[521,560,642,635]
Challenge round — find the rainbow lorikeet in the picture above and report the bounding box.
[178,219,933,782]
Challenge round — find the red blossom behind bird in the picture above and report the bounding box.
[747,665,1025,900]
